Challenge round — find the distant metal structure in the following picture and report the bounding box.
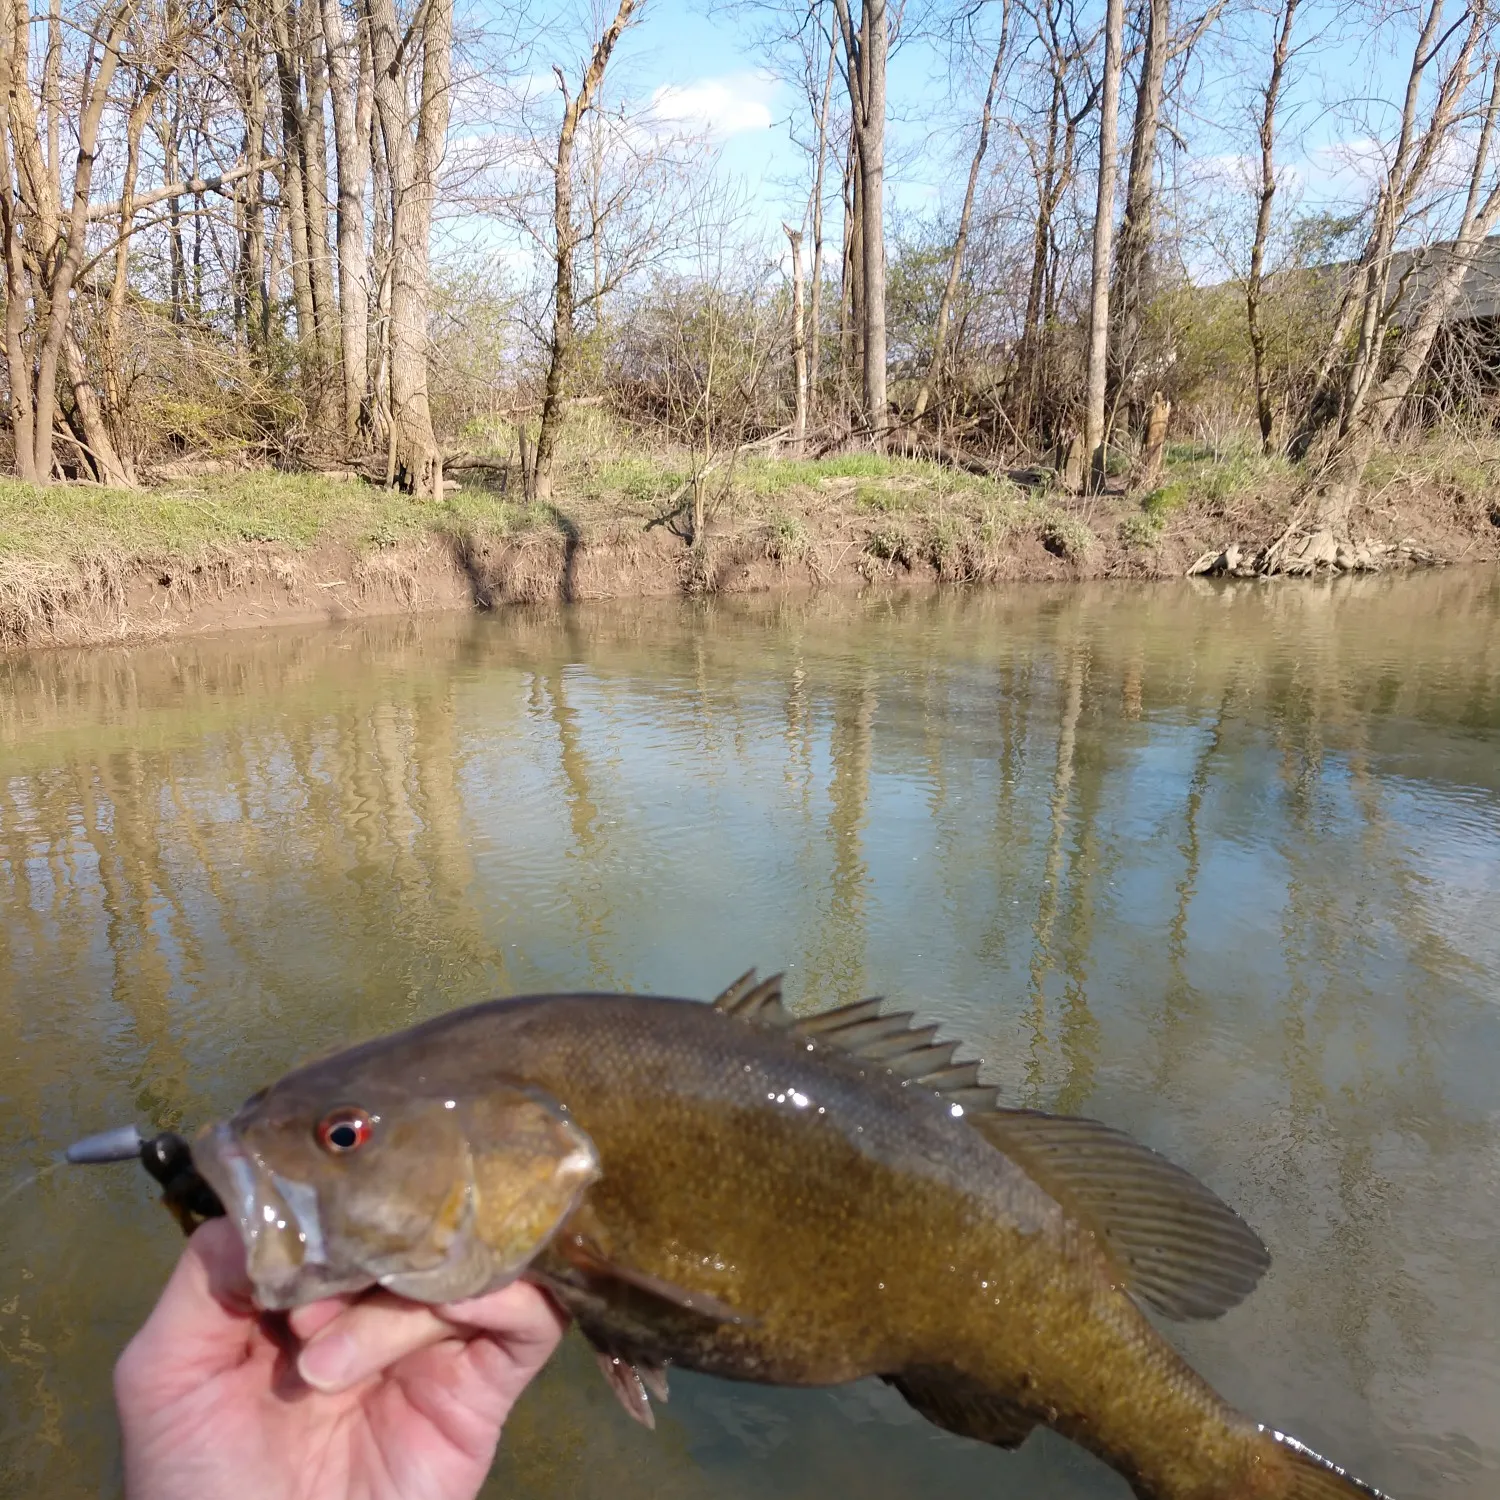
[1381,235,1500,327]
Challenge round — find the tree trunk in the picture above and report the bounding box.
[322,0,371,445]
[0,0,36,481]
[1246,0,1299,454]
[531,0,642,503]
[366,0,454,496]
[273,0,318,383]
[857,0,887,446]
[807,39,836,415]
[1307,65,1500,538]
[1291,0,1484,458]
[840,128,863,412]
[1109,0,1168,417]
[1082,0,1124,491]
[368,97,391,439]
[913,21,1006,423]
[163,79,187,322]
[1136,389,1169,487]
[25,2,130,482]
[786,223,807,457]
[302,2,339,424]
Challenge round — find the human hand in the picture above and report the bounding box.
[114,1217,568,1500]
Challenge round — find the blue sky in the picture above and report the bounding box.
[459,0,1474,283]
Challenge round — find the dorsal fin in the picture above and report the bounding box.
[713,979,1001,1110]
[968,1109,1271,1321]
[711,975,1271,1323]
[711,970,791,1025]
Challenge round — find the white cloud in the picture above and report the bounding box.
[647,72,778,138]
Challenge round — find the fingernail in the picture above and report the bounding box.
[298,1332,356,1392]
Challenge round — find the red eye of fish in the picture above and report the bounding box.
[317,1107,373,1154]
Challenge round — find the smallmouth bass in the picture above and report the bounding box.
[192,972,1389,1500]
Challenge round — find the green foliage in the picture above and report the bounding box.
[591,456,687,508]
[856,482,911,512]
[865,526,913,566]
[764,510,809,561]
[1119,511,1165,549]
[1161,438,1291,504]
[0,473,521,561]
[1040,511,1096,560]
[1142,479,1192,516]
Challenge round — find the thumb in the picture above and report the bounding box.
[116,1219,257,1405]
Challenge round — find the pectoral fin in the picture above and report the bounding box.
[883,1370,1038,1450]
[558,1231,747,1325]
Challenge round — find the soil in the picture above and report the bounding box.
[4,477,1498,653]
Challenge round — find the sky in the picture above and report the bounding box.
[451,0,1483,285]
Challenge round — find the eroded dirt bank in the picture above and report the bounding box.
[4,481,1498,652]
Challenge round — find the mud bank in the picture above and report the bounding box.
[3,481,1498,652]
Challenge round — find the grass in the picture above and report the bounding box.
[3,416,1495,601]
[0,471,526,563]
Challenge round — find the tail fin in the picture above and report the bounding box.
[1261,1426,1391,1499]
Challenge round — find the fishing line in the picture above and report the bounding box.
[0,1159,63,1210]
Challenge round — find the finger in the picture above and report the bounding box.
[438,1278,569,1359]
[297,1291,455,1394]
[287,1295,352,1342]
[392,1329,561,1467]
[115,1219,256,1402]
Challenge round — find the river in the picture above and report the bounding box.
[2,571,1498,1499]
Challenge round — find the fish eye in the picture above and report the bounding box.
[316,1106,373,1155]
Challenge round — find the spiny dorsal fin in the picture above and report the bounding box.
[711,970,791,1025]
[969,1109,1270,1321]
[783,994,1001,1110]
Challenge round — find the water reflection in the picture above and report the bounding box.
[2,572,1499,1498]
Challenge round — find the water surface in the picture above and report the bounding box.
[3,572,1499,1499]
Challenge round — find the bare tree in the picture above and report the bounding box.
[321,0,372,445]
[1289,0,1500,540]
[1013,0,1099,447]
[785,222,808,453]
[366,0,454,495]
[1109,0,1224,417]
[831,0,889,444]
[912,4,1011,424]
[529,0,642,503]
[1244,0,1301,454]
[0,0,132,483]
[1081,0,1124,488]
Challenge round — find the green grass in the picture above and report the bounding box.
[0,472,526,561]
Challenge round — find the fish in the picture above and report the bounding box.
[191,972,1389,1500]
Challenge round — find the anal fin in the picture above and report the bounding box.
[884,1369,1038,1451]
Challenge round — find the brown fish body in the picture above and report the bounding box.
[196,984,1385,1500]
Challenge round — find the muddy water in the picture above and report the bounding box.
[2,573,1499,1499]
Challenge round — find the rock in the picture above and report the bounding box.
[1223,543,1242,573]
[1186,550,1221,577]
[1334,544,1357,571]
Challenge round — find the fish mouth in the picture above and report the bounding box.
[191,1123,374,1311]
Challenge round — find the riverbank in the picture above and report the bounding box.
[3,441,1498,650]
